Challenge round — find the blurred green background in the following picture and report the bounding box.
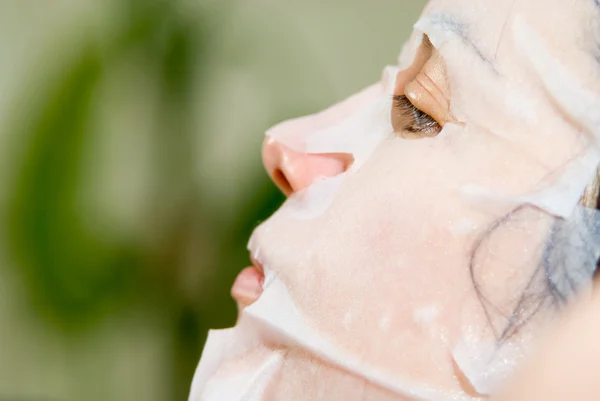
[0,1,424,400]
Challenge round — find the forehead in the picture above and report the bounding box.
[421,0,598,43]
[406,0,600,138]
[419,0,600,72]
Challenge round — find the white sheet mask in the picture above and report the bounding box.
[190,1,600,400]
[283,173,346,220]
[415,1,600,218]
[195,271,467,401]
[452,205,600,395]
[266,66,398,172]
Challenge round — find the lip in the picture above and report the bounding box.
[231,254,265,308]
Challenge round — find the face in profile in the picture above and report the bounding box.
[191,0,600,400]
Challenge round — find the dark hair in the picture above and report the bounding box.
[470,169,600,342]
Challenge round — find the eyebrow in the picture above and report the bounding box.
[427,14,491,65]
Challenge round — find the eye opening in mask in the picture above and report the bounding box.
[392,94,443,138]
[391,33,450,139]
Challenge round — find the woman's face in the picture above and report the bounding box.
[192,1,600,400]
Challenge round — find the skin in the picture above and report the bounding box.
[197,1,600,400]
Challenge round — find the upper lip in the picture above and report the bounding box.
[250,251,264,272]
[247,229,266,272]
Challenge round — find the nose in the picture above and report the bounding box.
[262,136,352,196]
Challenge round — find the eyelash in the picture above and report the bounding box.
[392,95,442,136]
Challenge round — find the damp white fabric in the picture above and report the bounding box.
[417,8,600,218]
[266,67,398,172]
[283,173,346,220]
[190,0,600,400]
[452,206,600,394]
[192,271,472,401]
[452,328,530,395]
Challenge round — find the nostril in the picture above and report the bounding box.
[272,168,293,196]
[270,152,354,196]
[263,134,354,196]
[336,153,355,171]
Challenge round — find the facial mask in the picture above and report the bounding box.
[416,5,600,218]
[192,203,600,400]
[190,0,600,399]
[266,66,398,172]
[452,205,600,395]
[193,276,470,401]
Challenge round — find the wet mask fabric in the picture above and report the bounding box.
[190,0,600,399]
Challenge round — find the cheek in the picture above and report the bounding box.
[262,178,465,390]
[255,124,566,391]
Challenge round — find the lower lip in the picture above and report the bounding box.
[231,266,265,307]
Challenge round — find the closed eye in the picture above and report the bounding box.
[392,94,442,137]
